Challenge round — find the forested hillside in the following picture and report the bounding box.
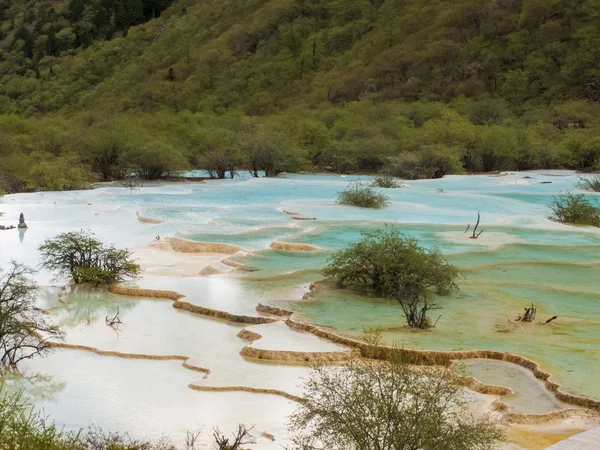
[1,0,600,192]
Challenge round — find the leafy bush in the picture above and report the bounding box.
[371,175,402,188]
[0,389,78,450]
[39,230,140,285]
[324,228,459,328]
[0,385,247,449]
[336,182,390,209]
[549,193,600,227]
[289,354,502,450]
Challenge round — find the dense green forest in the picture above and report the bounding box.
[1,0,600,192]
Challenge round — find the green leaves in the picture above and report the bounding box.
[336,182,391,209]
[289,357,502,450]
[549,193,600,227]
[324,227,459,328]
[39,230,140,285]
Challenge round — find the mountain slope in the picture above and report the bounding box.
[1,0,600,193]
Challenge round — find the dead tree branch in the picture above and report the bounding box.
[469,212,484,239]
[213,425,255,450]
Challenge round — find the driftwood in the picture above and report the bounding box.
[545,316,558,324]
[105,310,122,328]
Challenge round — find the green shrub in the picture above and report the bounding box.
[371,175,402,188]
[324,227,459,328]
[0,389,78,450]
[549,193,600,227]
[39,230,140,285]
[336,182,390,209]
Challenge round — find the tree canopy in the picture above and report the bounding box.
[38,230,140,285]
[1,0,600,191]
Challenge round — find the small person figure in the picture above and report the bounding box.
[18,213,28,229]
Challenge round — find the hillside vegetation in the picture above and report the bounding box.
[1,0,600,191]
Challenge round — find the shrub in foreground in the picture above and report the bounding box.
[39,230,140,285]
[549,193,600,227]
[336,182,390,209]
[289,356,503,450]
[0,387,253,450]
[324,228,459,328]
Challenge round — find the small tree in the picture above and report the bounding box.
[289,357,502,450]
[242,134,287,178]
[0,262,63,368]
[549,193,600,227]
[39,230,140,285]
[324,228,459,328]
[203,148,240,179]
[336,182,390,209]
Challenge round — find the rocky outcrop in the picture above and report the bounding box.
[173,301,277,324]
[237,329,263,342]
[269,241,321,251]
[240,346,357,364]
[108,285,185,301]
[166,237,243,254]
[256,303,293,317]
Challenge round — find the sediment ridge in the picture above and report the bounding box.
[166,237,244,254]
[108,285,185,301]
[457,376,514,396]
[50,342,210,374]
[240,346,357,364]
[103,279,600,413]
[188,384,306,403]
[136,211,164,224]
[270,241,321,251]
[284,319,600,411]
[173,301,277,324]
[505,408,579,424]
[256,303,293,317]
